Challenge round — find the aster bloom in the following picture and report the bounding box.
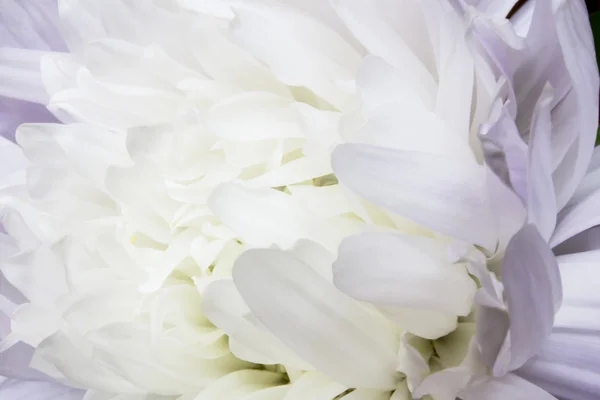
[0,0,406,399]
[0,2,598,400]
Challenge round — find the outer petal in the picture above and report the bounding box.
[526,85,557,241]
[478,93,528,202]
[552,153,600,247]
[518,332,600,400]
[487,224,561,375]
[0,0,66,51]
[233,248,399,389]
[550,0,599,210]
[463,0,517,18]
[462,373,557,400]
[0,378,84,400]
[0,1,65,141]
[517,250,600,400]
[332,143,495,249]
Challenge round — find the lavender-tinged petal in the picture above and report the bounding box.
[553,226,600,255]
[332,143,496,250]
[0,0,65,141]
[552,145,600,248]
[551,180,600,248]
[485,165,526,253]
[462,373,558,400]
[550,0,600,210]
[512,0,570,135]
[526,85,557,241]
[0,343,53,381]
[518,333,600,400]
[479,91,528,202]
[0,378,84,400]
[489,224,561,375]
[467,0,518,18]
[0,98,57,142]
[0,0,66,51]
[553,250,600,334]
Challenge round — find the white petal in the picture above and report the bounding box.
[350,101,472,159]
[207,93,304,142]
[413,368,471,400]
[233,248,399,389]
[382,307,458,341]
[231,1,361,111]
[202,279,311,369]
[246,155,332,188]
[194,369,286,400]
[356,55,433,115]
[208,183,352,251]
[396,335,430,391]
[282,371,347,400]
[334,233,476,339]
[339,389,390,400]
[0,378,84,400]
[435,37,474,144]
[332,143,495,249]
[331,0,436,96]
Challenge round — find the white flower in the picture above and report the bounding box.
[0,0,476,399]
[1,1,598,400]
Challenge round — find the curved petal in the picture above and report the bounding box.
[281,371,347,400]
[462,373,557,400]
[230,1,361,111]
[332,143,495,249]
[518,331,600,400]
[202,279,311,369]
[550,0,599,210]
[490,224,561,375]
[330,0,436,96]
[552,175,600,248]
[208,183,354,252]
[333,232,476,339]
[194,370,287,400]
[526,85,557,241]
[232,247,399,389]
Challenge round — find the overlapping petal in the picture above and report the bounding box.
[0,0,65,141]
